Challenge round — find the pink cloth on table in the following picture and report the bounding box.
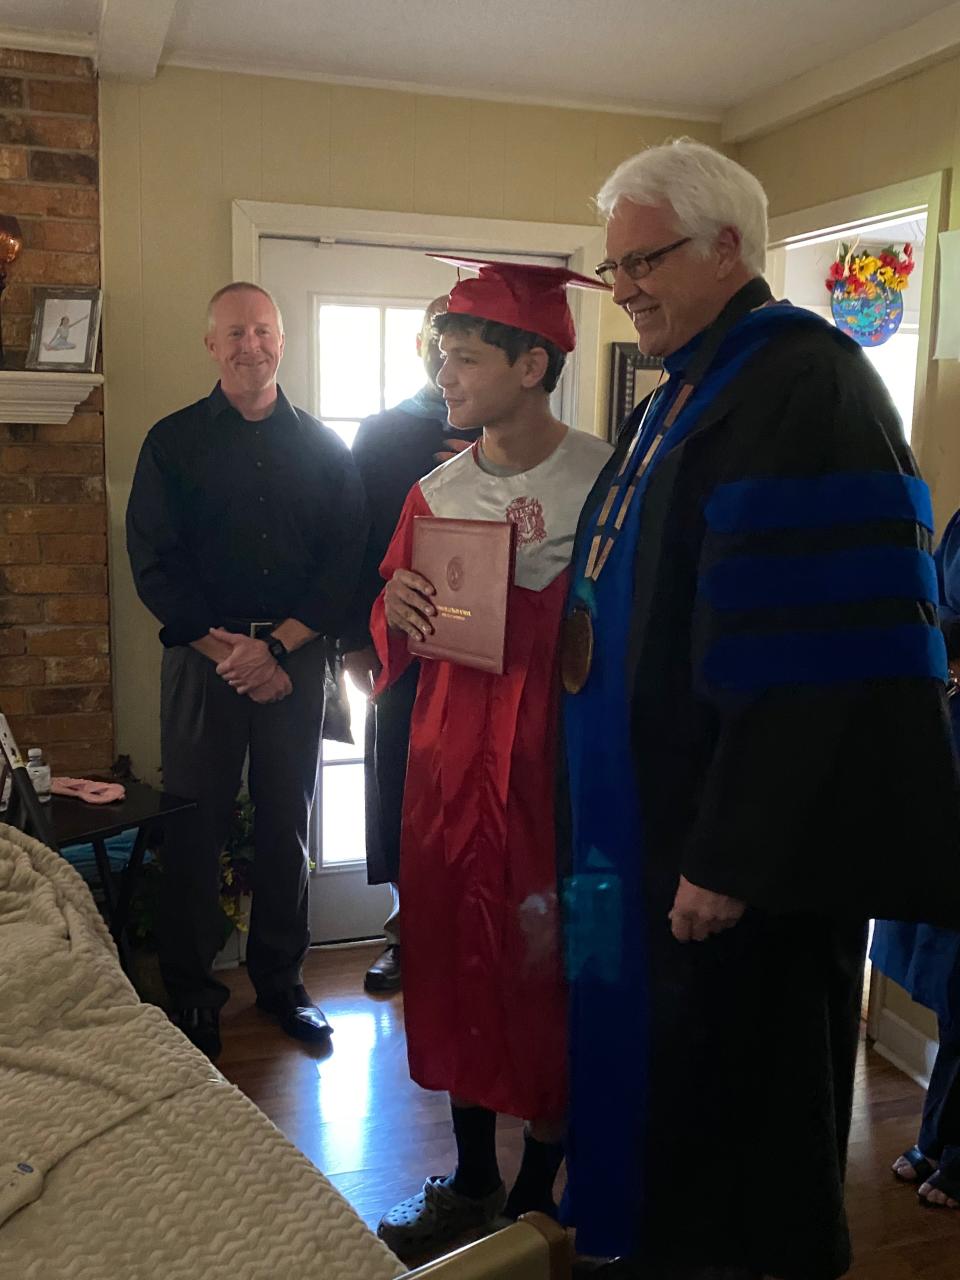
[51,778,126,805]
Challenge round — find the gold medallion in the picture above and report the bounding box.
[561,607,594,695]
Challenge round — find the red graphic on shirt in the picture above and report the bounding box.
[505,496,547,545]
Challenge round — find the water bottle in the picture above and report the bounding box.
[26,748,52,804]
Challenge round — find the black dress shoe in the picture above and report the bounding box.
[256,984,333,1043]
[170,1006,222,1060]
[364,943,401,993]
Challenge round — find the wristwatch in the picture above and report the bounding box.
[266,634,288,666]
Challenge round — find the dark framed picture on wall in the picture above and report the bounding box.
[607,342,662,442]
[26,287,102,373]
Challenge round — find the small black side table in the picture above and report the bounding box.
[52,781,196,971]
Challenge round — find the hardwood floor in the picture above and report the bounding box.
[216,943,958,1277]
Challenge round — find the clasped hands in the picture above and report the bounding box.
[208,627,292,704]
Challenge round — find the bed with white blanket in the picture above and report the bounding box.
[0,823,569,1280]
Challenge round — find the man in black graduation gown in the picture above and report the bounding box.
[343,296,480,993]
[560,142,960,1280]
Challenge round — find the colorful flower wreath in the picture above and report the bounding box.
[825,242,914,300]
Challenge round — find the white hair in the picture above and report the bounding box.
[596,140,768,276]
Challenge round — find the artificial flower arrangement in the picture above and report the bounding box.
[825,241,915,347]
[825,241,915,299]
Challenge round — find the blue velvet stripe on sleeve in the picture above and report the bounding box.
[700,471,944,693]
[705,471,933,535]
[701,546,939,612]
[703,623,947,692]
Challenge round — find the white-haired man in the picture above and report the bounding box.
[560,142,960,1279]
[127,282,367,1059]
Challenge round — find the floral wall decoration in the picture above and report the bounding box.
[825,241,915,347]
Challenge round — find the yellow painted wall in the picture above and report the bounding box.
[101,65,720,777]
[738,61,960,1059]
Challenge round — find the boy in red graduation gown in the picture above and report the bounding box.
[372,259,611,1260]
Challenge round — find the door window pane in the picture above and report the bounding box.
[322,763,366,865]
[318,305,381,419]
[327,420,361,449]
[384,307,428,408]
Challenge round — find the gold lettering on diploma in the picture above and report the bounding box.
[437,605,472,620]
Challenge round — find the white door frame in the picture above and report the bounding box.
[232,199,607,438]
[767,170,946,467]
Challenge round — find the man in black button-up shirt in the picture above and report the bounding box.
[127,282,367,1058]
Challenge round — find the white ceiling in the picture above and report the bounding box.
[2,0,960,138]
[162,0,954,114]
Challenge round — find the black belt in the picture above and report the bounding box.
[220,618,280,638]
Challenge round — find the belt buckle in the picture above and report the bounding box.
[249,621,274,639]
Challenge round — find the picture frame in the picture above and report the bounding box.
[25,286,102,373]
[607,342,662,442]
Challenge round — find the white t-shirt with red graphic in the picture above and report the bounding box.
[417,427,612,591]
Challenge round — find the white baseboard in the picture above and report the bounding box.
[872,1008,938,1089]
[211,929,384,970]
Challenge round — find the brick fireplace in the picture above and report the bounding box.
[0,48,111,774]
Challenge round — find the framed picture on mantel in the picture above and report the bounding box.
[26,286,102,373]
[607,342,662,442]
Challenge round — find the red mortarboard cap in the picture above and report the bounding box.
[428,255,610,353]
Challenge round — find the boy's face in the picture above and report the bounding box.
[436,328,531,429]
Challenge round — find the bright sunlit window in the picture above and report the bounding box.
[315,299,427,865]
[316,301,426,449]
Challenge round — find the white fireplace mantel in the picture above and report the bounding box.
[0,370,104,424]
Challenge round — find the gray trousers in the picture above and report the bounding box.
[158,642,326,1009]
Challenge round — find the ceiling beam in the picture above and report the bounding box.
[0,26,96,59]
[98,0,179,81]
[723,0,960,144]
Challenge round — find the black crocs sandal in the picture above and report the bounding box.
[918,1165,960,1208]
[893,1145,937,1184]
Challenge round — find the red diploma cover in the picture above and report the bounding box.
[408,517,516,674]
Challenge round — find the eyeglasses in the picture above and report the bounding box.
[594,237,692,287]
